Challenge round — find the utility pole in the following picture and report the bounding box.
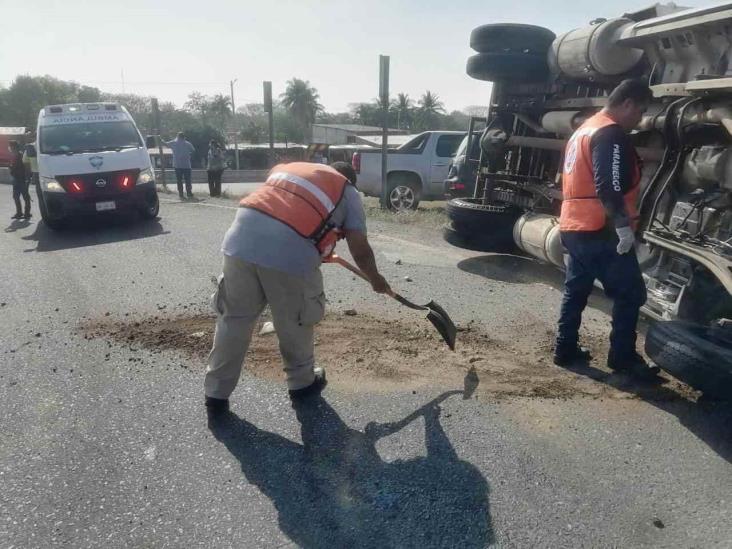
[230,79,240,170]
[379,55,390,209]
[263,81,274,167]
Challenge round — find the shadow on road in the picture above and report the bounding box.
[4,219,32,233]
[20,215,169,252]
[561,361,732,463]
[458,254,565,289]
[458,254,616,317]
[209,392,494,548]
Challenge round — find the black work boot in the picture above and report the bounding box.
[289,367,327,400]
[553,346,592,367]
[607,351,660,380]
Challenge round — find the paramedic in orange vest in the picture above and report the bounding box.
[204,161,390,413]
[554,79,659,380]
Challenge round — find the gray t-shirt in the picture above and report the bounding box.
[166,138,195,169]
[222,184,367,277]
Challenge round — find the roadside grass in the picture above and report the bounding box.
[156,184,448,227]
[362,196,447,227]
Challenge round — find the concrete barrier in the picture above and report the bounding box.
[154,169,268,184]
[0,167,11,184]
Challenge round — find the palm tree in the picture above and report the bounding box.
[394,93,413,129]
[418,91,445,115]
[280,79,323,141]
[417,91,445,130]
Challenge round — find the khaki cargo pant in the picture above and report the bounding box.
[204,255,326,399]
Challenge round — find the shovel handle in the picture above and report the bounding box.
[327,255,426,311]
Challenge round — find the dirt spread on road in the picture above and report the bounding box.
[82,311,697,401]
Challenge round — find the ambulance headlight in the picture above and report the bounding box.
[41,176,65,192]
[136,168,155,185]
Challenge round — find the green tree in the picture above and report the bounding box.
[184,92,209,120]
[280,78,322,143]
[393,93,414,130]
[415,90,445,131]
[0,75,103,128]
[208,94,232,133]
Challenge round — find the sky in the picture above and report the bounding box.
[0,0,707,113]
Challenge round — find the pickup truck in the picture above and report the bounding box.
[352,131,465,210]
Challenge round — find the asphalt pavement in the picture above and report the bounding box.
[1,191,730,548]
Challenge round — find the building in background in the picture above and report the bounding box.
[311,124,409,146]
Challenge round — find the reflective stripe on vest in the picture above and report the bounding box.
[239,162,348,242]
[560,111,641,232]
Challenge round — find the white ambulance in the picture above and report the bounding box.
[34,103,159,229]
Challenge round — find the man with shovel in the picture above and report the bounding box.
[204,161,390,413]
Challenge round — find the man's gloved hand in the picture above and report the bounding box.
[616,226,635,255]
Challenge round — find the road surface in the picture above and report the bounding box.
[1,192,730,548]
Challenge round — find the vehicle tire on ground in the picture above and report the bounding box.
[444,198,522,252]
[645,320,732,399]
[470,23,556,55]
[139,192,160,220]
[37,189,65,231]
[386,175,421,211]
[466,52,549,83]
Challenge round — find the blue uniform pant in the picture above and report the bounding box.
[175,168,192,195]
[556,231,647,358]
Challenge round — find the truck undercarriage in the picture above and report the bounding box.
[448,2,732,394]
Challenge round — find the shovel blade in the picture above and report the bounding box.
[425,301,457,351]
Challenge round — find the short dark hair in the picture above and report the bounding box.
[330,161,357,185]
[8,140,19,151]
[607,79,654,109]
[177,132,185,139]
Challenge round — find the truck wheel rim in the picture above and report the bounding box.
[389,186,415,210]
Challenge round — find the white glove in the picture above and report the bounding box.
[616,226,635,255]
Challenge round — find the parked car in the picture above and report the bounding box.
[35,102,159,229]
[448,4,732,397]
[352,131,465,210]
[444,132,481,198]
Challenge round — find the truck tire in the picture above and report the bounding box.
[467,52,549,83]
[444,198,522,252]
[387,175,421,211]
[645,320,732,399]
[470,23,556,55]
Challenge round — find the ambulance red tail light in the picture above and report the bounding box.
[69,180,83,192]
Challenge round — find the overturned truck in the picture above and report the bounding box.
[448,2,732,395]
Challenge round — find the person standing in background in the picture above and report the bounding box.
[207,140,226,197]
[162,132,196,199]
[23,131,39,190]
[8,140,30,220]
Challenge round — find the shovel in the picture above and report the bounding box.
[327,255,457,350]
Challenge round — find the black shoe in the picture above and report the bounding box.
[553,346,592,367]
[11,212,22,220]
[187,192,194,199]
[179,193,185,200]
[23,212,32,220]
[607,351,660,380]
[205,396,229,414]
[289,367,327,400]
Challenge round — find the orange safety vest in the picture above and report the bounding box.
[240,162,349,257]
[560,111,641,232]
